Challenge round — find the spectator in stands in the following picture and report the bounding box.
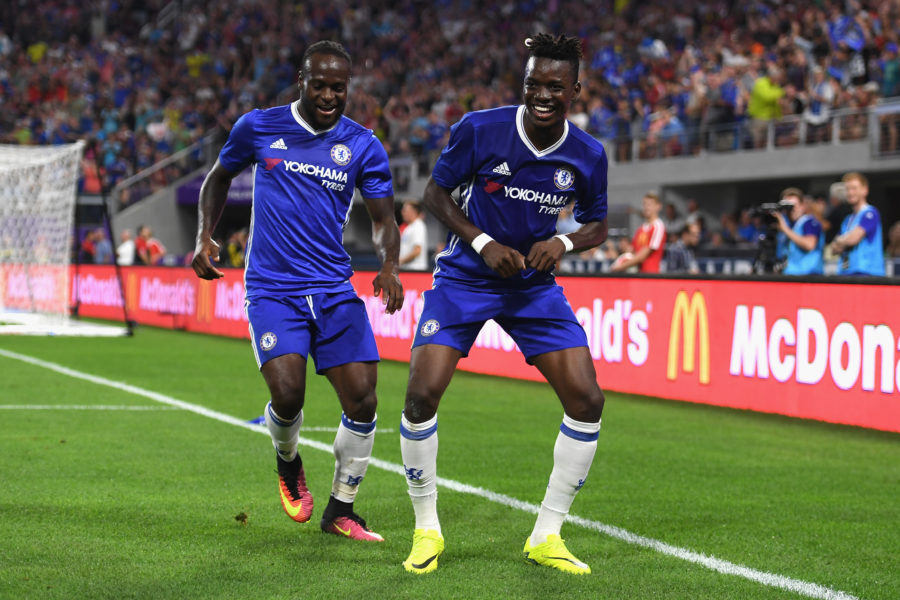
[803,66,836,144]
[886,221,900,258]
[225,228,248,269]
[737,209,761,244]
[666,223,700,274]
[747,63,788,149]
[93,228,113,265]
[830,172,885,276]
[116,229,135,266]
[612,192,666,273]
[79,230,97,264]
[661,202,684,242]
[774,188,825,275]
[398,200,427,271]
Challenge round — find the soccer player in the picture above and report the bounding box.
[830,172,885,276]
[191,41,403,542]
[774,187,825,275]
[610,191,665,273]
[400,34,608,575]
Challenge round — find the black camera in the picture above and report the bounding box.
[750,200,793,273]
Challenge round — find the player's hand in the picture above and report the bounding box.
[191,238,225,280]
[480,241,526,278]
[373,266,403,314]
[525,238,566,273]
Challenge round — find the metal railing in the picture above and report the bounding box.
[604,101,900,164]
[109,131,221,212]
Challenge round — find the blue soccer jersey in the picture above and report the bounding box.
[431,105,608,290]
[784,214,824,275]
[838,205,885,276]
[218,102,393,298]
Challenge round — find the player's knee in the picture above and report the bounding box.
[403,385,440,423]
[565,386,605,423]
[342,386,377,422]
[269,380,305,417]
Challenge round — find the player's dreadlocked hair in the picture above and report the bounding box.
[524,33,582,80]
[301,40,352,74]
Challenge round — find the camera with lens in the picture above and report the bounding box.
[750,200,793,273]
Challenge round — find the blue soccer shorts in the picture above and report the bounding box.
[411,283,588,363]
[246,290,379,373]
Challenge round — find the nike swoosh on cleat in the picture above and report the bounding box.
[411,555,438,570]
[279,487,304,518]
[546,556,585,567]
[333,524,352,536]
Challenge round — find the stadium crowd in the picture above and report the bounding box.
[4,0,900,270]
[5,0,900,193]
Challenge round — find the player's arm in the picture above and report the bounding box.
[423,177,525,278]
[526,219,609,272]
[192,159,235,280]
[363,195,403,314]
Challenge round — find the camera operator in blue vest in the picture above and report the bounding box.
[774,187,825,275]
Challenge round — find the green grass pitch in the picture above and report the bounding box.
[0,325,897,599]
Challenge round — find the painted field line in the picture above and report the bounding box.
[0,404,178,411]
[0,348,861,600]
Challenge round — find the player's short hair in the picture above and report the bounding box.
[781,187,804,200]
[842,171,868,187]
[301,40,351,75]
[525,33,582,80]
[643,191,660,203]
[402,200,423,214]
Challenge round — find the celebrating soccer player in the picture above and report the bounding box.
[400,33,608,574]
[192,41,403,542]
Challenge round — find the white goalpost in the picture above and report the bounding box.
[0,141,128,336]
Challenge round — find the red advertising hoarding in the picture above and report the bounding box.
[63,265,900,433]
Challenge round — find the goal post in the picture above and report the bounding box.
[0,141,128,336]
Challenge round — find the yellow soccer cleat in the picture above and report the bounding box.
[402,529,445,574]
[523,534,591,575]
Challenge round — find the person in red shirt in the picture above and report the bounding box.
[612,192,666,273]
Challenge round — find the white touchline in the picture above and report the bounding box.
[0,405,178,410]
[0,348,861,600]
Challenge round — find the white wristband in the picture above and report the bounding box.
[471,233,494,255]
[554,234,574,253]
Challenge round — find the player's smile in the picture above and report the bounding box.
[298,53,349,131]
[521,56,580,148]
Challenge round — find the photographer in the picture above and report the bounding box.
[774,188,825,275]
[830,172,885,276]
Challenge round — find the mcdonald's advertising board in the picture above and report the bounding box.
[68,266,900,433]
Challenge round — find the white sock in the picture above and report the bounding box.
[265,402,302,461]
[400,412,440,534]
[530,414,601,545]
[331,413,376,503]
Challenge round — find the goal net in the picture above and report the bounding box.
[0,141,128,336]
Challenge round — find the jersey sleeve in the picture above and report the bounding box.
[218,110,258,174]
[801,217,823,237]
[431,114,476,190]
[574,150,609,224]
[858,207,880,240]
[649,220,666,250]
[357,135,394,199]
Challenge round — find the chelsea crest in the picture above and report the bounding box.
[331,144,352,165]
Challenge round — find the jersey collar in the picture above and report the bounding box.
[516,105,568,157]
[291,100,340,135]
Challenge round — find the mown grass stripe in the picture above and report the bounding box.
[0,347,862,600]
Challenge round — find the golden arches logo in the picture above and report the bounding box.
[196,280,213,322]
[666,290,710,384]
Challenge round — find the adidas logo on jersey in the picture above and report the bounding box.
[270,138,288,150]
[492,162,511,176]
